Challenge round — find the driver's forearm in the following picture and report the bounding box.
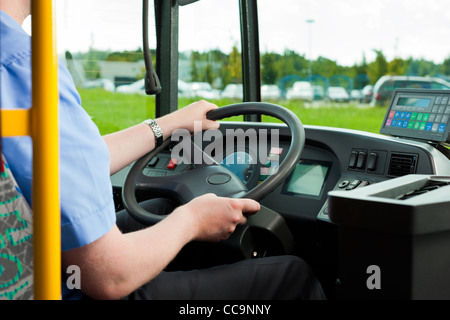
[103,117,178,175]
[103,123,155,175]
[62,207,198,300]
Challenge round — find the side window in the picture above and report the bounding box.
[178,1,242,103]
[54,0,156,135]
[379,81,394,94]
[431,82,450,90]
[257,0,450,123]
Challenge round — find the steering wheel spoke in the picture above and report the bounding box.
[135,162,248,204]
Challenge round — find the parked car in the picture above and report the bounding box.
[371,75,450,106]
[350,89,362,101]
[286,81,314,101]
[189,82,220,100]
[117,79,195,97]
[327,86,350,102]
[313,86,325,100]
[221,84,243,100]
[261,84,281,100]
[361,84,373,103]
[178,79,195,98]
[82,78,115,92]
[116,78,145,94]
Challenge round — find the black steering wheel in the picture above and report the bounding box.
[122,102,305,225]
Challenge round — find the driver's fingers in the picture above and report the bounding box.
[230,198,260,218]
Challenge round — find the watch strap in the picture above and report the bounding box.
[144,119,164,148]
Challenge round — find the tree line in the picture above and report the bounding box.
[74,46,450,90]
[188,47,450,90]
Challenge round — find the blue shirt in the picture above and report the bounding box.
[0,10,116,299]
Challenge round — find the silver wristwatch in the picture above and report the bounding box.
[144,119,163,148]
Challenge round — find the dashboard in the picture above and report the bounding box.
[215,122,450,217]
[110,114,450,299]
[111,121,450,223]
[111,120,450,254]
[109,91,450,299]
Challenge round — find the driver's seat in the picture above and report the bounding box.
[0,155,34,300]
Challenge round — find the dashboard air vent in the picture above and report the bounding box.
[388,153,418,177]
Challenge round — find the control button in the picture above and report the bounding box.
[419,122,427,130]
[429,114,436,122]
[322,204,329,216]
[349,151,358,168]
[338,180,350,188]
[269,147,283,155]
[346,180,361,190]
[432,123,439,132]
[147,157,159,167]
[367,152,378,171]
[357,180,370,188]
[259,167,270,181]
[166,158,178,170]
[356,151,367,169]
[207,173,231,185]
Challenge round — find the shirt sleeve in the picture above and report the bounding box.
[56,64,117,251]
[1,21,116,251]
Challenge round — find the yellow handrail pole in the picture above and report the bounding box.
[31,0,61,300]
[0,109,31,137]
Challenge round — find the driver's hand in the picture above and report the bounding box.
[175,193,260,242]
[157,100,220,138]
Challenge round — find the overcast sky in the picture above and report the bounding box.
[23,0,450,66]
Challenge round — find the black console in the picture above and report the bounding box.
[328,175,450,299]
[325,88,450,299]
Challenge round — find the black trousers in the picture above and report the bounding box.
[116,199,326,300]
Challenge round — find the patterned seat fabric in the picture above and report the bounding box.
[0,156,34,300]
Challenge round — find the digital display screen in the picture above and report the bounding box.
[284,161,330,197]
[397,97,431,108]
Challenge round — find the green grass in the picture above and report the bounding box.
[79,88,387,136]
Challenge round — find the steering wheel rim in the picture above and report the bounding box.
[122,102,305,225]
